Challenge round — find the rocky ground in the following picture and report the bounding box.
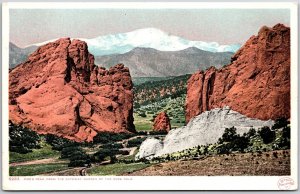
[124,150,290,176]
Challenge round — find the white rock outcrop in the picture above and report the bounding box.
[136,106,274,160]
[135,138,163,160]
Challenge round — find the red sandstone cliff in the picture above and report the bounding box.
[153,112,171,132]
[9,38,135,142]
[185,24,290,123]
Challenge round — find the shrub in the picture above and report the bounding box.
[61,146,84,159]
[258,126,276,144]
[272,118,289,130]
[218,127,238,143]
[68,160,89,167]
[136,131,147,135]
[61,146,90,167]
[127,137,147,147]
[134,103,141,109]
[149,131,168,135]
[282,126,290,139]
[68,152,90,167]
[44,134,77,151]
[217,127,250,153]
[101,143,123,150]
[94,148,118,163]
[138,112,147,117]
[232,136,250,152]
[118,150,130,155]
[9,121,41,153]
[92,132,135,144]
[216,143,231,154]
[278,126,290,149]
[246,128,256,138]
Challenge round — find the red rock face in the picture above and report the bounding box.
[153,112,171,132]
[9,38,135,142]
[185,24,290,123]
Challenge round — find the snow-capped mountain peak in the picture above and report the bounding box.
[28,28,241,56]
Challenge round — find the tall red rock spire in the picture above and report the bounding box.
[185,24,290,123]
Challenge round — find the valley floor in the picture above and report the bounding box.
[123,150,290,176]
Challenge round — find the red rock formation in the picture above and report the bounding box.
[153,112,171,132]
[9,38,135,142]
[186,24,290,123]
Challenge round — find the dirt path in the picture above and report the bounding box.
[39,167,83,176]
[129,147,138,155]
[10,157,67,167]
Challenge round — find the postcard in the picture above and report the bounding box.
[2,2,298,190]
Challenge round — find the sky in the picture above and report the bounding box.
[10,9,290,48]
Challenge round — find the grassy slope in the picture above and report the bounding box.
[87,163,151,176]
[133,74,190,131]
[9,163,69,176]
[134,95,186,130]
[9,143,60,163]
[134,74,190,106]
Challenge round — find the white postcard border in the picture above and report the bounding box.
[2,2,298,191]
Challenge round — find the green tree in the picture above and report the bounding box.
[94,148,118,164]
[45,134,77,151]
[61,146,90,167]
[272,118,289,130]
[258,126,276,144]
[246,128,256,138]
[9,121,41,154]
[218,127,238,143]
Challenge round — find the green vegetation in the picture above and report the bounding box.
[134,74,190,106]
[9,121,41,154]
[44,134,78,151]
[216,127,250,154]
[258,126,276,144]
[93,143,128,164]
[134,121,152,131]
[9,105,290,176]
[272,118,289,130]
[61,146,91,167]
[134,95,186,130]
[9,163,69,176]
[92,132,135,144]
[127,137,147,148]
[87,162,151,176]
[133,75,191,131]
[118,149,139,161]
[94,148,118,164]
[9,143,60,163]
[132,77,172,86]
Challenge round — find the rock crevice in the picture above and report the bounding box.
[185,24,290,123]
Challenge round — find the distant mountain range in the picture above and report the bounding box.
[26,28,241,56]
[9,43,37,69]
[9,28,236,76]
[95,47,233,77]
